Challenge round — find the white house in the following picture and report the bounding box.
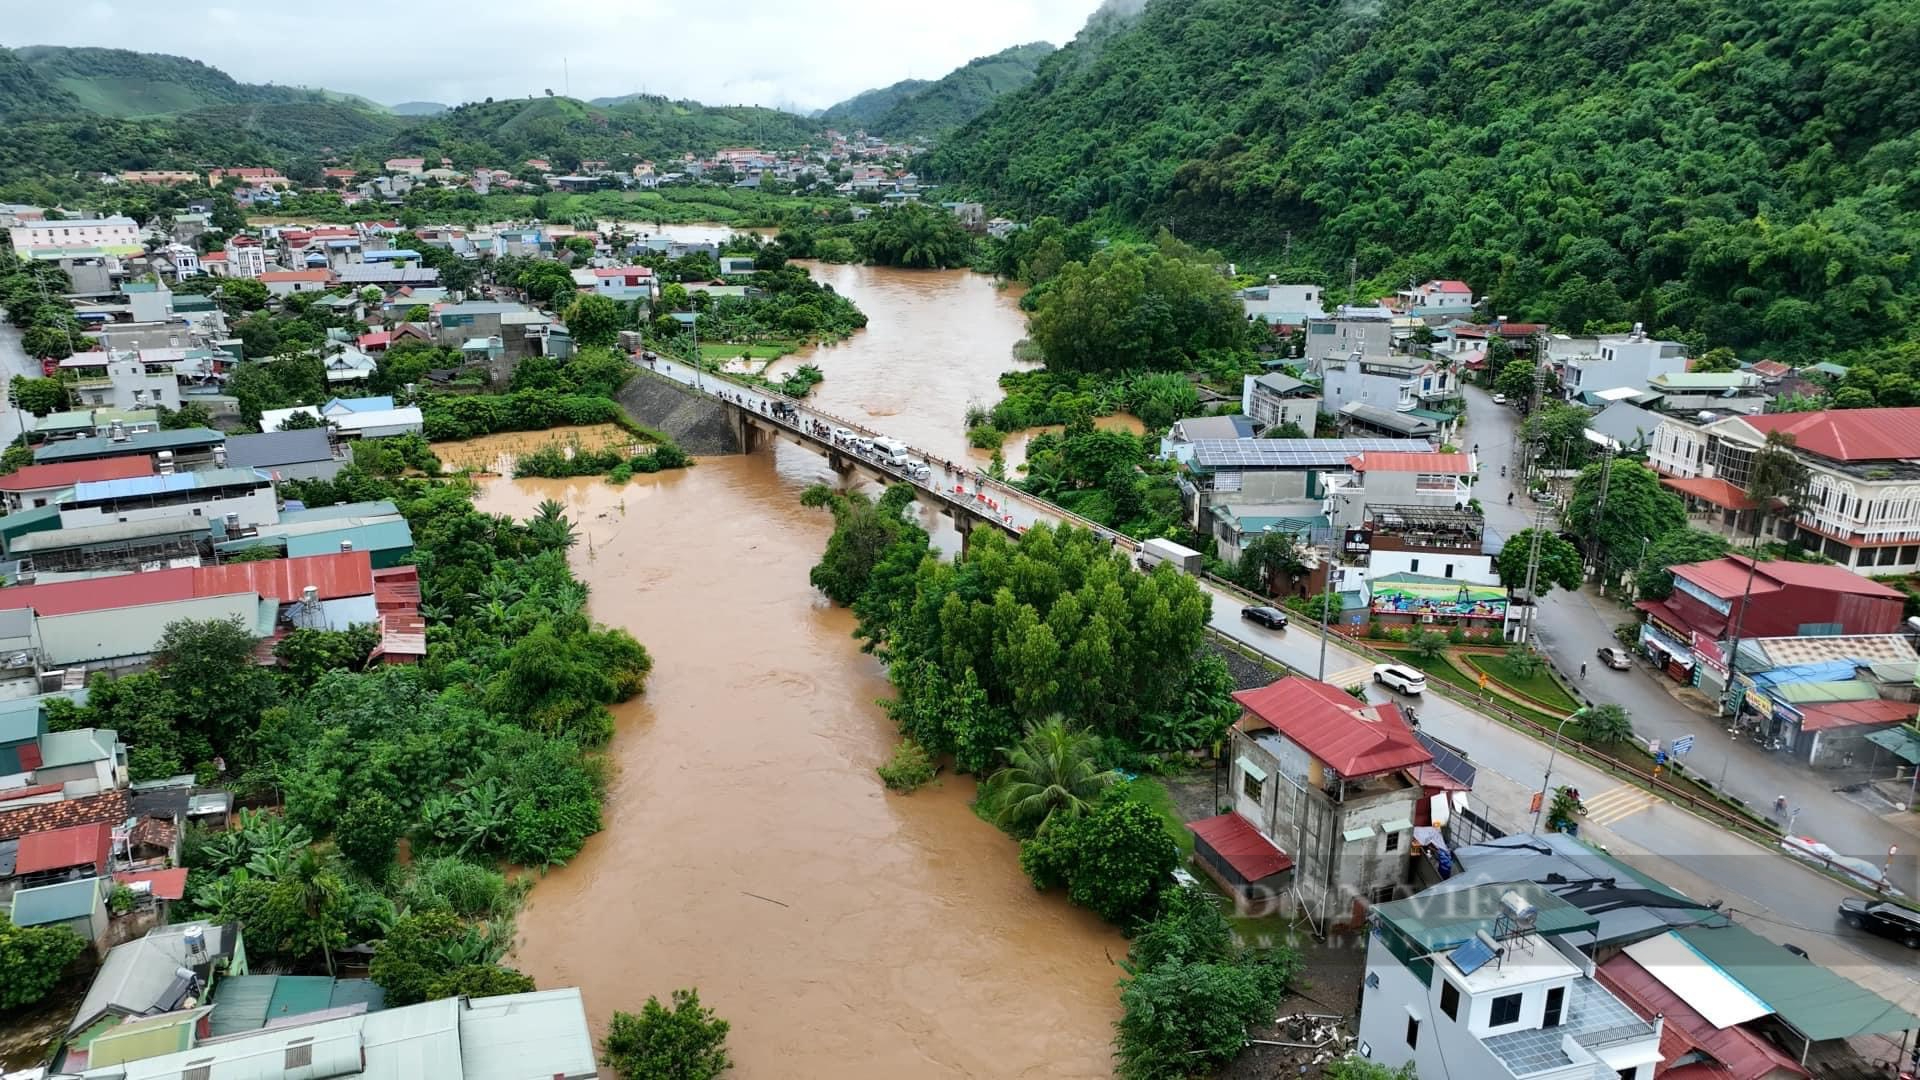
[57,467,279,531]
[1393,278,1475,316]
[1239,280,1324,326]
[1357,883,1664,1080]
[8,216,141,254]
[1320,353,1458,416]
[1560,325,1689,401]
[1241,372,1322,435]
[258,269,334,296]
[261,396,423,439]
[1325,451,1476,530]
[56,354,180,413]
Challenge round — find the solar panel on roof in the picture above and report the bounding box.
[1449,934,1496,975]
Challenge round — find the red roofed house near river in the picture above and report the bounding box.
[1187,676,1432,921]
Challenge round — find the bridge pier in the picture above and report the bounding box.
[949,505,983,556]
[827,449,854,475]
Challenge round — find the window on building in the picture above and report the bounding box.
[1443,563,1455,578]
[1544,986,1564,1028]
[1409,558,1420,573]
[1616,1070,1638,1080]
[1439,980,1459,1021]
[1385,830,1400,851]
[1489,993,1523,1027]
[1241,769,1264,803]
[285,1042,313,1068]
[1405,1014,1420,1049]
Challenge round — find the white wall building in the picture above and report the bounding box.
[1240,280,1323,326]
[8,216,141,254]
[1358,883,1663,1080]
[57,467,278,531]
[1320,354,1458,416]
[1241,372,1322,435]
[1561,325,1689,401]
[1325,451,1476,530]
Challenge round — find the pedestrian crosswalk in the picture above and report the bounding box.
[1325,663,1375,690]
[1583,785,1660,827]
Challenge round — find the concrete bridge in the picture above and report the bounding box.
[632,358,1106,549]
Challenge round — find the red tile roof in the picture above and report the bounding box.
[1450,322,1546,338]
[1427,279,1471,291]
[114,867,189,901]
[1673,555,1903,602]
[1596,953,1810,1080]
[1347,452,1473,474]
[0,456,155,493]
[371,566,426,664]
[1735,407,1920,462]
[1660,475,1757,511]
[0,552,376,616]
[358,331,391,349]
[14,821,112,873]
[1797,699,1918,732]
[1748,360,1791,378]
[1187,813,1292,881]
[1233,677,1431,778]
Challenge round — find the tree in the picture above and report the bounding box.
[1235,529,1305,595]
[1260,418,1308,439]
[0,913,86,1010]
[563,293,622,348]
[1494,357,1539,403]
[1322,1059,1417,1080]
[601,989,733,1080]
[152,617,278,762]
[979,716,1119,838]
[1546,784,1586,831]
[1494,529,1583,597]
[1027,245,1243,374]
[1635,528,1731,599]
[157,401,214,429]
[1505,645,1544,679]
[428,963,537,1000]
[858,202,974,268]
[336,793,405,876]
[798,484,928,607]
[1691,347,1740,373]
[1582,703,1633,745]
[20,324,74,360]
[219,276,270,313]
[1019,795,1177,924]
[1521,404,1595,468]
[1565,461,1685,577]
[372,910,502,1006]
[1407,630,1448,663]
[9,375,68,416]
[1746,431,1810,546]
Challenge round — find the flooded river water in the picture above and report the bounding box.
[485,253,1128,1077]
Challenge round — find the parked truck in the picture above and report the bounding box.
[1138,538,1204,575]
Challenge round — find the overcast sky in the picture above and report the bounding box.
[17,1,1103,111]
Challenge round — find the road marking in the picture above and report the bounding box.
[1583,786,1660,826]
[1325,663,1374,689]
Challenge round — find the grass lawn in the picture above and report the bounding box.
[1374,646,1569,729]
[698,341,796,362]
[1117,775,1195,857]
[1460,653,1580,712]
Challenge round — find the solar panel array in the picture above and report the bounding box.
[1448,934,1497,976]
[1189,438,1435,468]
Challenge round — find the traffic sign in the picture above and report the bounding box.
[1672,735,1696,756]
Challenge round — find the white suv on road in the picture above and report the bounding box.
[1372,663,1427,695]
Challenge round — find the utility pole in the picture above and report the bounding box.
[1586,448,1615,582]
[1518,499,1552,644]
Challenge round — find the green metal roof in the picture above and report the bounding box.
[1676,924,1918,1040]
[36,727,116,768]
[278,500,399,524]
[9,876,104,926]
[33,427,223,464]
[329,979,386,1013]
[266,976,336,1023]
[208,975,277,1036]
[285,519,414,558]
[87,1006,207,1067]
[1770,680,1878,704]
[32,410,96,434]
[1866,726,1920,764]
[1372,881,1597,951]
[1808,361,1850,377]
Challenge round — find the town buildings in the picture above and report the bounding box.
[1558,326,1690,401]
[1240,372,1321,435]
[1648,406,1920,574]
[8,217,142,256]
[1239,280,1324,328]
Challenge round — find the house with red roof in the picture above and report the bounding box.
[259,269,334,297]
[1392,278,1475,316]
[14,821,113,885]
[1326,450,1476,530]
[0,456,155,512]
[1648,406,1920,574]
[1595,951,1810,1080]
[1188,676,1431,919]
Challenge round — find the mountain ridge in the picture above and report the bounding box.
[822,42,1054,137]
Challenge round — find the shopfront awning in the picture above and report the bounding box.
[1866,726,1920,765]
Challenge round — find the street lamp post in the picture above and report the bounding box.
[1531,706,1591,834]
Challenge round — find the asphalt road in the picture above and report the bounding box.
[0,320,41,444]
[652,359,1920,1022]
[1457,382,1920,896]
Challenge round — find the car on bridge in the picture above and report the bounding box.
[1241,606,1288,630]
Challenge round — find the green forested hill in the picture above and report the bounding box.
[0,45,79,120]
[819,79,932,131]
[824,43,1055,137]
[933,0,1920,356]
[378,95,824,167]
[15,45,357,117]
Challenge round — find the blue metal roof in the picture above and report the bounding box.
[70,467,268,502]
[364,249,420,261]
[325,396,395,414]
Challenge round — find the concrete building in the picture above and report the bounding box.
[1560,326,1689,401]
[1239,280,1323,327]
[258,269,335,296]
[1304,309,1397,369]
[1176,437,1434,533]
[56,467,278,531]
[1240,372,1321,435]
[1324,450,1477,530]
[1648,406,1920,573]
[1583,400,1662,454]
[221,236,269,279]
[9,217,141,255]
[1196,676,1431,921]
[260,396,424,440]
[57,354,181,413]
[1346,505,1513,640]
[1646,370,1767,415]
[221,428,347,482]
[1357,882,1664,1080]
[1320,352,1459,417]
[572,265,657,301]
[6,876,111,947]
[1392,278,1475,317]
[0,457,156,513]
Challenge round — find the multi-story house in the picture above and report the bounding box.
[1240,372,1321,435]
[1240,279,1324,327]
[56,467,278,531]
[1304,309,1398,369]
[1321,353,1459,422]
[1392,278,1475,317]
[1560,325,1689,401]
[1192,676,1431,921]
[1647,406,1920,574]
[1358,882,1664,1080]
[8,217,141,256]
[1325,451,1476,530]
[1174,436,1434,532]
[55,354,180,413]
[225,236,268,279]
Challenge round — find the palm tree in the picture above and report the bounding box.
[527,499,578,550]
[1581,703,1633,745]
[1506,645,1544,679]
[980,716,1119,837]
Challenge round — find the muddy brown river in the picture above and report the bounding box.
[486,258,1127,1077]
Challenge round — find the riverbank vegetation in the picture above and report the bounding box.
[776,202,976,269]
[601,989,733,1080]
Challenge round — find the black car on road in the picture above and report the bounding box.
[1241,606,1288,630]
[1839,897,1920,948]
